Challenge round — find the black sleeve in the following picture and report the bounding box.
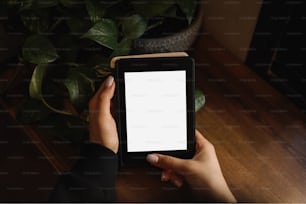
[49,143,118,202]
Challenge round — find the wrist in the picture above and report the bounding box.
[89,133,102,145]
[88,135,118,154]
[211,179,236,203]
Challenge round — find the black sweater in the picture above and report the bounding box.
[49,143,118,202]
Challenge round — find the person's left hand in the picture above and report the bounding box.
[88,75,118,154]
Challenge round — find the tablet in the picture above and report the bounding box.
[114,54,195,166]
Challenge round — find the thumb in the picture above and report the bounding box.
[98,76,115,116]
[195,129,206,152]
[146,154,188,173]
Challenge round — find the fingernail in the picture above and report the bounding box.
[173,179,183,188]
[146,154,158,163]
[105,76,114,88]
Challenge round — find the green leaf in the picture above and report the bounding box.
[130,0,175,18]
[20,10,49,33]
[95,67,112,77]
[16,99,51,123]
[146,20,163,32]
[82,19,118,49]
[19,0,58,11]
[110,37,132,58]
[89,56,112,77]
[195,89,205,112]
[29,64,48,100]
[22,35,58,64]
[63,69,95,111]
[85,0,106,23]
[29,64,73,115]
[122,14,147,39]
[176,0,197,24]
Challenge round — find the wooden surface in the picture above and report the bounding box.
[193,35,306,202]
[0,113,57,202]
[1,34,306,202]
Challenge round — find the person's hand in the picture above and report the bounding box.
[146,130,236,202]
[88,75,118,154]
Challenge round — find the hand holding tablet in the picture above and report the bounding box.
[113,52,195,166]
[86,53,236,202]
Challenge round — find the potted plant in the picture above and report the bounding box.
[0,0,205,142]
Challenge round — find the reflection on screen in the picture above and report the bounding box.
[124,71,187,152]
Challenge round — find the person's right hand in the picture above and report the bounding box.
[146,130,236,202]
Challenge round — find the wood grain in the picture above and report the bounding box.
[193,35,306,202]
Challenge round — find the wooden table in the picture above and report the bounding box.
[193,35,306,202]
[1,34,305,202]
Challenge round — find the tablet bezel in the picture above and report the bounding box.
[115,57,195,166]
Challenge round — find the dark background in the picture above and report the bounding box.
[246,0,306,109]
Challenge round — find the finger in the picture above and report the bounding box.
[90,75,114,107]
[168,173,184,188]
[195,129,210,152]
[146,154,187,173]
[195,130,205,152]
[161,170,170,182]
[92,77,107,103]
[161,170,183,187]
[98,76,115,116]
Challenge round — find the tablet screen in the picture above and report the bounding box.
[124,70,187,152]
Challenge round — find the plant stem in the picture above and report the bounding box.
[146,20,163,32]
[49,18,63,32]
[42,98,73,116]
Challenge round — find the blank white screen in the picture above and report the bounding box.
[124,71,187,152]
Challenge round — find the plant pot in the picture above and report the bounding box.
[133,4,204,53]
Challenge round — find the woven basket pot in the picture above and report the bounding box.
[133,5,204,53]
